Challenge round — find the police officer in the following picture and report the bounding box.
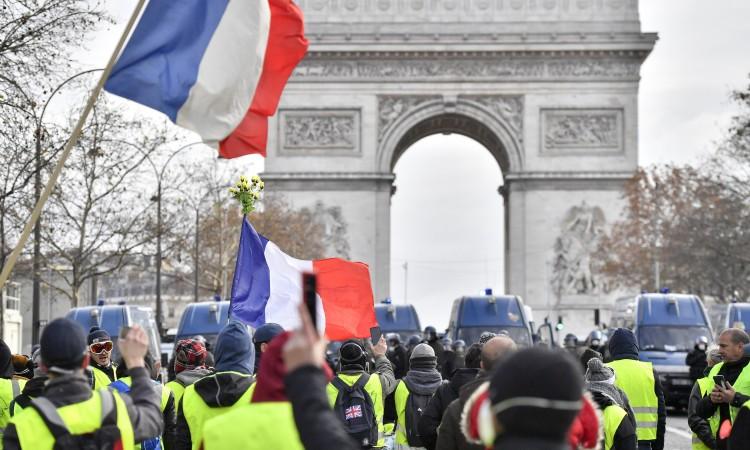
[422,327,443,370]
[87,326,118,389]
[327,337,396,448]
[606,328,666,450]
[3,318,162,450]
[176,320,256,450]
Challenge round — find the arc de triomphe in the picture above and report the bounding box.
[263,0,656,329]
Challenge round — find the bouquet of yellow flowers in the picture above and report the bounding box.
[229,175,264,215]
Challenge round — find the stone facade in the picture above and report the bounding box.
[263,0,655,334]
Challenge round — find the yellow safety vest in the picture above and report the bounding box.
[180,371,256,450]
[109,376,172,450]
[165,380,186,406]
[10,389,134,450]
[327,373,385,448]
[394,380,416,445]
[201,401,304,450]
[0,378,26,436]
[606,359,659,441]
[692,377,719,450]
[707,362,750,423]
[603,404,627,450]
[91,365,117,390]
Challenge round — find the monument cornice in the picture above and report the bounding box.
[302,48,653,59]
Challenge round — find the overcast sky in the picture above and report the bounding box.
[79,0,750,330]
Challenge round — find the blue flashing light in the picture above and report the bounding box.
[660,287,671,294]
[117,300,126,305]
[97,299,105,306]
[484,288,493,296]
[213,294,222,302]
[381,297,392,304]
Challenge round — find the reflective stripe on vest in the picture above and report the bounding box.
[606,360,659,441]
[0,377,27,434]
[181,371,256,450]
[11,389,135,450]
[603,404,627,450]
[394,380,410,445]
[690,377,718,450]
[327,372,385,447]
[166,380,186,406]
[201,401,304,450]
[707,362,750,423]
[92,365,117,390]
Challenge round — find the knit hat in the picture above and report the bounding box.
[410,343,437,370]
[579,347,602,373]
[478,332,496,346]
[339,340,367,370]
[87,326,111,345]
[253,323,284,344]
[41,318,88,373]
[173,339,207,374]
[0,340,12,379]
[489,348,583,442]
[584,357,615,384]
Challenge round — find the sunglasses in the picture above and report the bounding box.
[89,341,113,354]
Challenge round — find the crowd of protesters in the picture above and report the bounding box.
[1,304,750,449]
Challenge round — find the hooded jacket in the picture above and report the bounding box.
[419,368,479,450]
[175,320,255,450]
[607,329,666,450]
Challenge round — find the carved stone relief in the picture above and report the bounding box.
[293,57,641,82]
[279,110,360,156]
[542,109,623,154]
[377,95,440,141]
[461,95,524,141]
[551,202,607,297]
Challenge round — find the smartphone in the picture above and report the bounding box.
[119,326,132,339]
[370,326,382,344]
[714,375,726,388]
[302,272,318,333]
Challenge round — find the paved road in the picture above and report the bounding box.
[665,410,692,450]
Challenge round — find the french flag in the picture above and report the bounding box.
[230,218,377,341]
[104,0,308,158]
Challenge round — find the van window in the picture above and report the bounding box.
[638,325,711,352]
[637,296,708,326]
[99,308,126,338]
[728,305,750,331]
[459,298,525,327]
[456,327,530,347]
[375,306,419,332]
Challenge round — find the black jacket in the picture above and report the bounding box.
[728,405,750,450]
[608,329,666,450]
[175,371,255,450]
[387,344,409,380]
[441,350,456,379]
[3,368,162,450]
[686,348,708,381]
[436,375,487,450]
[284,365,359,450]
[419,368,479,450]
[696,357,750,450]
[589,390,637,450]
[688,378,716,449]
[8,375,46,415]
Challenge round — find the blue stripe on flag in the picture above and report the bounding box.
[229,218,270,328]
[104,0,230,121]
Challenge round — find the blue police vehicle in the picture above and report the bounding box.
[611,292,713,408]
[709,302,750,337]
[374,299,421,342]
[175,300,231,352]
[446,294,534,347]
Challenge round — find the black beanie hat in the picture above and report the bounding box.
[339,340,367,370]
[41,318,87,372]
[489,347,583,442]
[88,326,111,345]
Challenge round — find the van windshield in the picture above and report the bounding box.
[638,326,711,352]
[456,327,531,347]
[728,306,750,331]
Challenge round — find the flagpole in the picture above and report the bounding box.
[0,0,148,292]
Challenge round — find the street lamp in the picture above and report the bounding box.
[31,69,103,346]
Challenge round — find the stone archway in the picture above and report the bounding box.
[262,0,656,334]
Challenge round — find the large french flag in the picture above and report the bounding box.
[104,0,308,158]
[230,218,377,341]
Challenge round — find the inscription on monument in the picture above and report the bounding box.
[280,110,360,156]
[542,108,623,154]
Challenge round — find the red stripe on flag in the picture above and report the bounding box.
[219,0,309,158]
[312,258,377,341]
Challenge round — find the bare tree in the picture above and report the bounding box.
[40,100,162,306]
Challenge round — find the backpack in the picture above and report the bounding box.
[31,389,123,450]
[403,381,433,447]
[332,374,378,448]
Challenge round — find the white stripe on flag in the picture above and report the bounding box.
[176,0,271,145]
[263,242,326,332]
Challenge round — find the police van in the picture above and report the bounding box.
[610,292,713,408]
[374,300,421,342]
[66,304,162,367]
[446,294,534,347]
[175,300,230,352]
[708,302,750,337]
